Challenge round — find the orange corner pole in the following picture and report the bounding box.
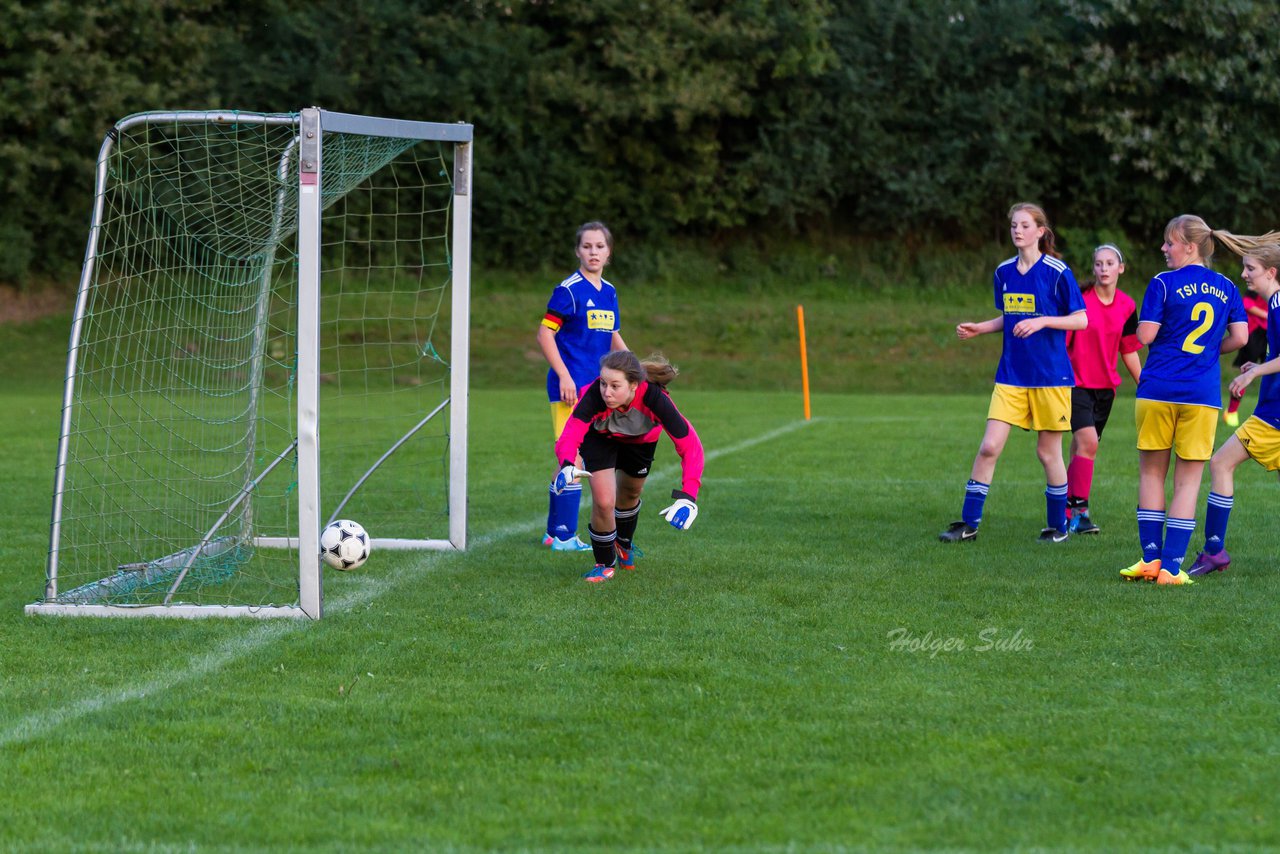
[797,305,811,420]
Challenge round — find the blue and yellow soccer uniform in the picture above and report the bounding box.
[940,253,1085,543]
[1135,264,1247,460]
[987,254,1086,431]
[1192,290,1280,572]
[542,271,620,404]
[541,270,621,547]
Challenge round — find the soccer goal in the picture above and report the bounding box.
[26,108,473,619]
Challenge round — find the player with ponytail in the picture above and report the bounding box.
[938,202,1087,545]
[1118,215,1250,585]
[536,222,628,552]
[1179,239,1280,577]
[1062,243,1143,535]
[551,351,704,582]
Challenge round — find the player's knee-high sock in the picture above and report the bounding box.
[1046,482,1068,533]
[1162,517,1196,574]
[1227,394,1243,415]
[545,484,558,540]
[1136,508,1165,563]
[614,501,642,549]
[563,482,583,539]
[547,482,583,541]
[588,524,616,568]
[1204,492,1233,556]
[962,480,989,528]
[1066,456,1094,510]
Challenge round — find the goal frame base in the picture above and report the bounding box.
[24,603,311,620]
[254,537,459,551]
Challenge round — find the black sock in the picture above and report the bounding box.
[588,525,616,567]
[614,501,641,549]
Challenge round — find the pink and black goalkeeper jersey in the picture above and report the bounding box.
[556,380,704,500]
[1245,293,1269,334]
[1066,286,1141,390]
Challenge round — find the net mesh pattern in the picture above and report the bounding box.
[46,112,455,608]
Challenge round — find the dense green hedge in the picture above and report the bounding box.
[4,0,1280,283]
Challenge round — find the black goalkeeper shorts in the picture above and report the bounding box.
[1070,387,1116,437]
[580,431,658,479]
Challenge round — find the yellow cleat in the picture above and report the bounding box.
[1119,558,1161,582]
[1156,567,1195,586]
[1223,410,1240,428]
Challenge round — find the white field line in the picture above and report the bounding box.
[1,418,814,748]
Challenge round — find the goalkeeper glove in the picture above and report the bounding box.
[659,494,698,530]
[552,464,592,495]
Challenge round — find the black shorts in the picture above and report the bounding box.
[1071,387,1117,437]
[1233,327,1268,367]
[579,431,658,479]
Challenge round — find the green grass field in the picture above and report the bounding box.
[3,376,1280,851]
[4,255,1280,852]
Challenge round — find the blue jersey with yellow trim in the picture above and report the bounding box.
[542,271,620,401]
[1136,265,1246,406]
[992,254,1085,387]
[1249,292,1280,428]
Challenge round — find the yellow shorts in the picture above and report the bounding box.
[1235,416,1280,471]
[987,384,1071,432]
[551,401,574,440]
[1135,399,1218,460]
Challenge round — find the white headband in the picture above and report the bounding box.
[1095,243,1124,265]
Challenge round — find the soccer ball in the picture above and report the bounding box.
[320,519,370,570]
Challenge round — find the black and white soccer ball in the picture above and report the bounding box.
[320,519,370,570]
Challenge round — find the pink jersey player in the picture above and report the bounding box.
[1062,243,1143,534]
[551,350,704,582]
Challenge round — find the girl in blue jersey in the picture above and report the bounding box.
[1184,242,1280,577]
[537,222,628,551]
[1118,216,1249,585]
[939,203,1087,544]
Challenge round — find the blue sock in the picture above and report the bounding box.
[1045,482,1068,533]
[547,483,583,541]
[962,479,989,528]
[1162,517,1196,574]
[1204,492,1233,556]
[563,483,583,539]
[545,485,557,539]
[1136,508,1165,563]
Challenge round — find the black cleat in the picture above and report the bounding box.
[1069,511,1100,535]
[938,521,978,543]
[1038,527,1069,543]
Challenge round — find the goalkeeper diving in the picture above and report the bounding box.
[552,350,704,582]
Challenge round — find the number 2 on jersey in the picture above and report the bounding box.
[1182,302,1215,354]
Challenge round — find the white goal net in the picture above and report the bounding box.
[28,108,472,619]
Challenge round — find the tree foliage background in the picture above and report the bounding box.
[3,0,1280,283]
